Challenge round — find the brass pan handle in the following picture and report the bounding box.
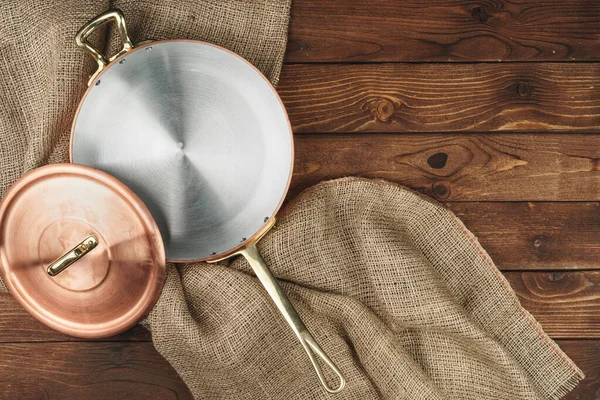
[47,235,98,277]
[75,9,134,86]
[238,243,346,393]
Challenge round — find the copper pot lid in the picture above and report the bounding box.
[0,163,165,338]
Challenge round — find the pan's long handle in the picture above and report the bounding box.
[239,243,346,394]
[75,9,134,85]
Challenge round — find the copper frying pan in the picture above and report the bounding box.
[70,10,344,393]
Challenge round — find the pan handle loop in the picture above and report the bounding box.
[75,9,134,86]
[239,243,346,393]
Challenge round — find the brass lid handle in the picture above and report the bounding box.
[47,235,99,277]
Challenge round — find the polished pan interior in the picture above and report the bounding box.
[72,41,293,261]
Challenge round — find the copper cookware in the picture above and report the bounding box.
[70,9,345,392]
[0,164,165,338]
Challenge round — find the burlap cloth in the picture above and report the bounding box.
[0,1,584,399]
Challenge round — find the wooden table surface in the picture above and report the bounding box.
[2,1,600,399]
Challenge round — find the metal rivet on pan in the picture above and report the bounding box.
[146,46,153,51]
[210,252,216,256]
[264,217,269,222]
[119,59,126,64]
[95,80,101,86]
[241,238,247,242]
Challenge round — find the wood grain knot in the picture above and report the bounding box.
[431,181,451,199]
[394,145,472,177]
[533,235,547,249]
[520,271,595,298]
[517,82,532,97]
[427,153,448,169]
[374,99,396,122]
[471,6,488,22]
[549,272,565,282]
[288,39,308,52]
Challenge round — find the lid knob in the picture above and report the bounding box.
[47,235,99,277]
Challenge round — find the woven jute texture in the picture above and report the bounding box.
[144,178,583,400]
[0,0,290,199]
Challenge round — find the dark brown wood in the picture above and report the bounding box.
[505,272,600,339]
[449,202,600,271]
[0,342,192,400]
[0,292,150,343]
[291,134,600,201]
[560,340,600,399]
[278,64,600,133]
[286,0,600,63]
[0,338,594,400]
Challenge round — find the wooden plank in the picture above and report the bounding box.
[287,0,600,62]
[279,64,600,133]
[2,271,600,342]
[505,272,600,339]
[0,340,594,399]
[291,134,600,201]
[449,202,600,271]
[0,342,192,400]
[560,340,600,399]
[0,292,150,343]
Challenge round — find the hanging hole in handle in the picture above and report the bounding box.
[300,332,346,393]
[313,349,346,393]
